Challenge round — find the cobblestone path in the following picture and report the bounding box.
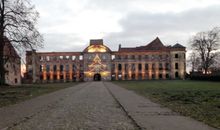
[5,82,137,130]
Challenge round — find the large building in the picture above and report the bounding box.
[26,37,186,83]
[4,39,21,85]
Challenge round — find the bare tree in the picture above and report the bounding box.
[187,52,201,72]
[0,0,43,85]
[190,27,220,74]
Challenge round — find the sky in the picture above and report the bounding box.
[32,0,220,52]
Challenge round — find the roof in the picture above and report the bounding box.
[119,37,167,52]
[172,43,186,48]
[118,37,186,52]
[90,39,103,45]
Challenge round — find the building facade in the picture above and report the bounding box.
[4,39,21,85]
[25,38,186,83]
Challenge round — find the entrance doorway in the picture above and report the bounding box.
[94,73,101,81]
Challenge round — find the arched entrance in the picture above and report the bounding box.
[94,73,101,81]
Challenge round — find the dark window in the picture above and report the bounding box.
[46,65,50,72]
[159,74,163,79]
[152,63,155,70]
[40,65,43,72]
[152,74,155,79]
[53,65,57,71]
[60,65,64,72]
[118,64,122,71]
[138,64,142,71]
[175,63,179,69]
[175,72,179,78]
[145,64,148,71]
[166,74,170,79]
[175,54,179,58]
[15,78,17,83]
[165,63,170,70]
[159,63,163,70]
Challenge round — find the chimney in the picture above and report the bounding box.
[119,44,121,50]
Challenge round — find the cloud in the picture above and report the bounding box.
[31,0,220,52]
[103,5,220,51]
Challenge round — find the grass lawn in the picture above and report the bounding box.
[0,82,77,108]
[114,80,220,129]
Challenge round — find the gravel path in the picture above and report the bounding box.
[4,82,137,130]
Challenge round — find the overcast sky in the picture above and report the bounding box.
[32,0,220,52]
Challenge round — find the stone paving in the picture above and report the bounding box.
[0,81,217,130]
[1,82,136,130]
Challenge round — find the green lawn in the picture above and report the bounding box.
[0,82,77,108]
[114,80,220,129]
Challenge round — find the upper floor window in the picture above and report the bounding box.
[72,56,76,60]
[60,56,63,60]
[79,55,83,60]
[175,54,179,58]
[46,56,50,61]
[111,55,115,60]
[175,63,179,69]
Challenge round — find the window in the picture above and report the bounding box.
[60,56,63,60]
[159,63,163,70]
[166,74,170,79]
[66,65,69,71]
[159,74,163,79]
[152,63,155,70]
[73,64,77,72]
[46,65,50,72]
[125,64,128,71]
[60,65,64,72]
[46,56,50,61]
[175,72,179,78]
[132,64,135,71]
[145,55,149,60]
[175,54,179,58]
[175,63,179,69]
[138,64,142,71]
[138,55,142,60]
[66,56,70,60]
[15,78,18,83]
[145,64,148,71]
[79,55,83,60]
[40,65,43,72]
[111,55,115,60]
[53,65,57,71]
[165,63,170,70]
[131,55,135,59]
[118,64,122,71]
[72,56,76,60]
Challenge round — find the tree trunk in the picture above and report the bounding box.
[0,36,5,86]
